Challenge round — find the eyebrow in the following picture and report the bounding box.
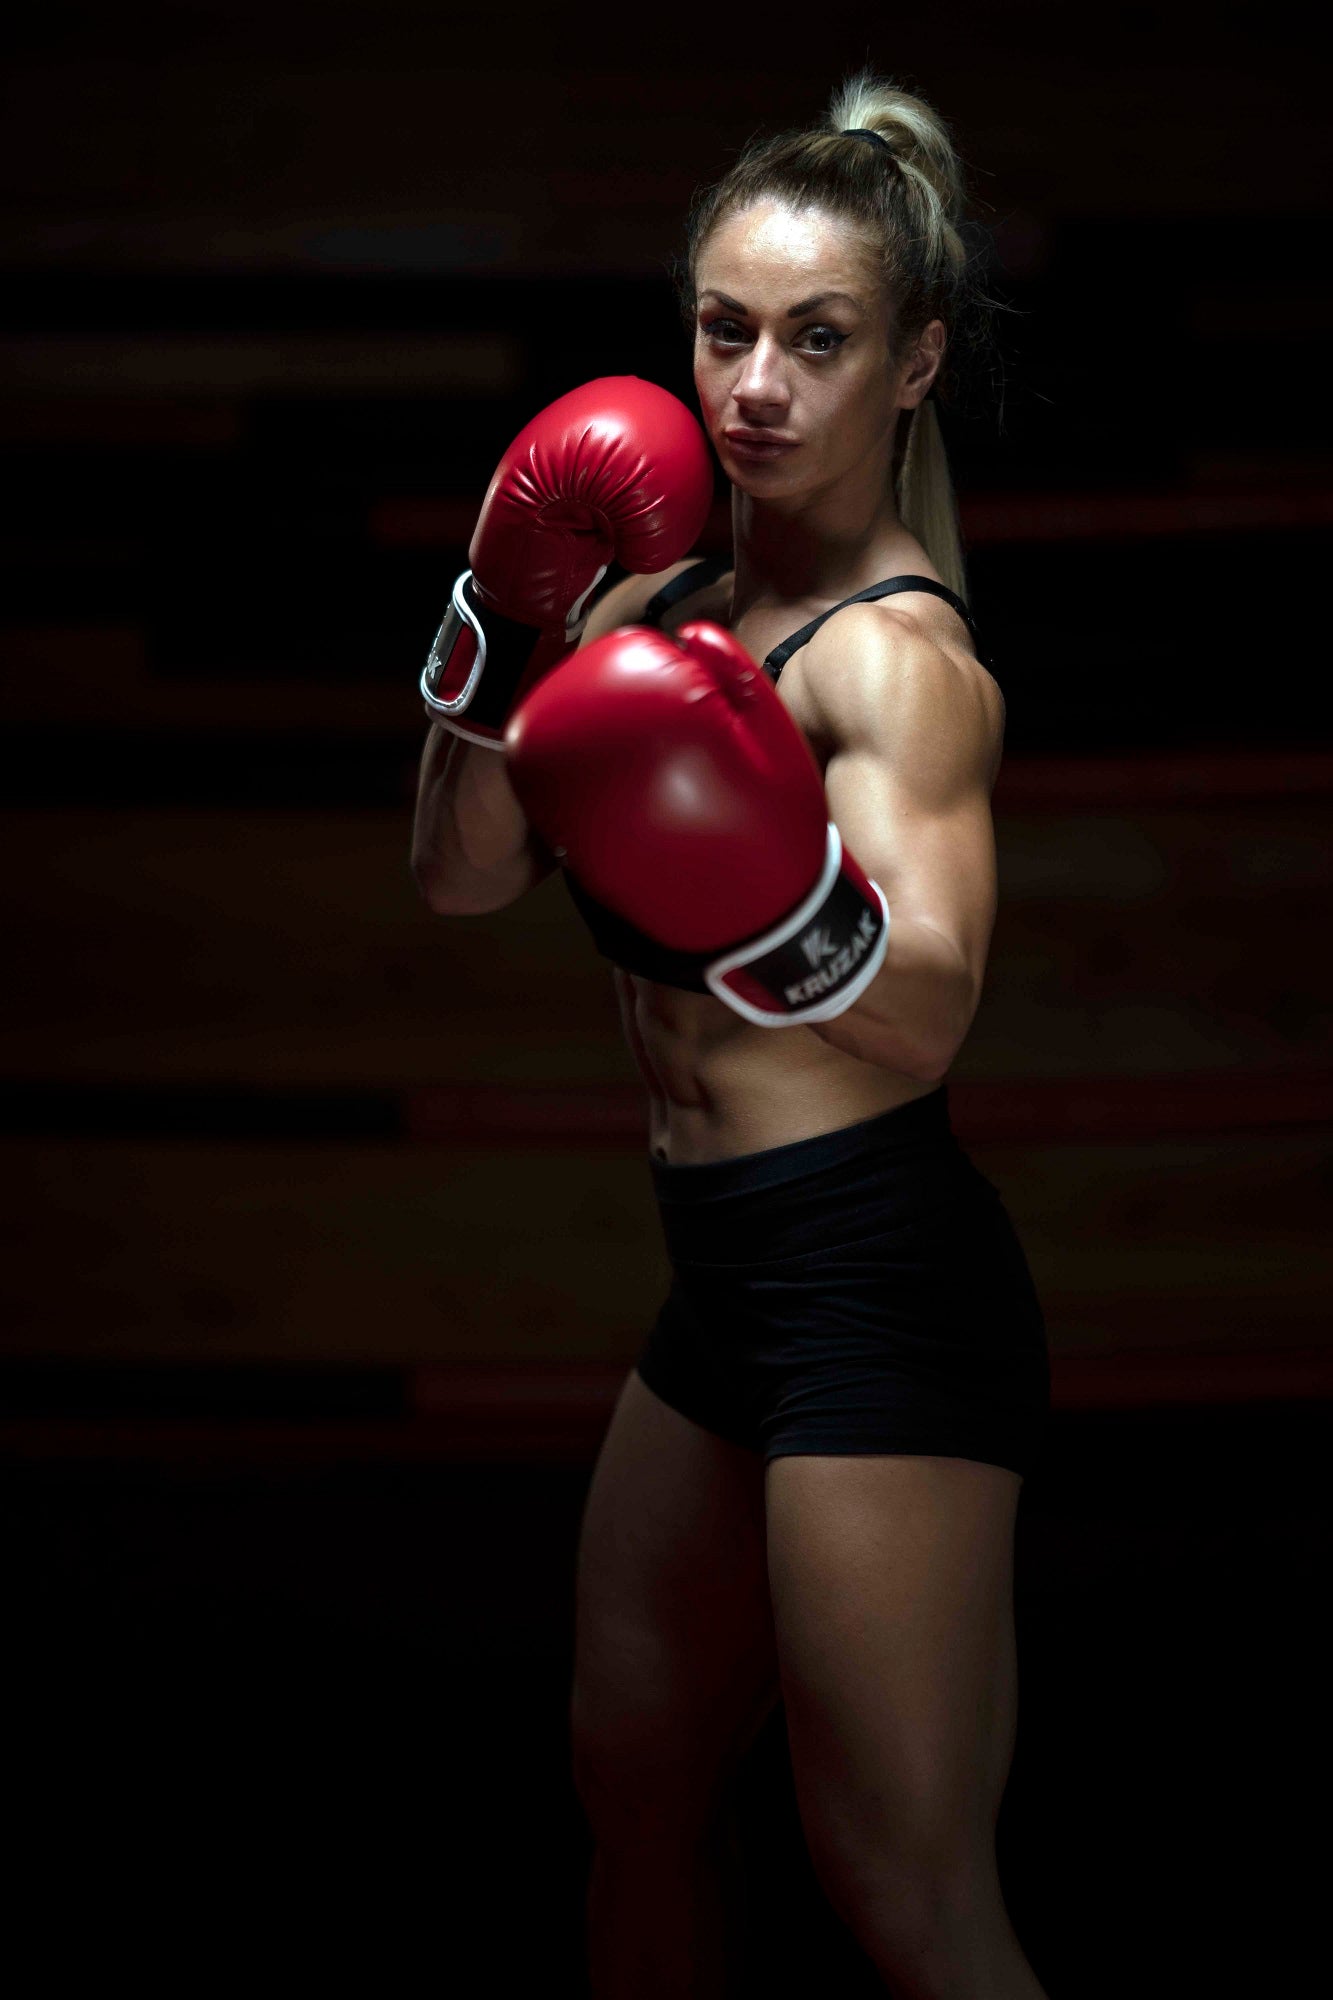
[699,288,865,318]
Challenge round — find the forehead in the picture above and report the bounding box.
[696,199,878,305]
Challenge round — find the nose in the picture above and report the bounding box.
[732,333,790,419]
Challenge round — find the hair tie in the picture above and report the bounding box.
[841,128,895,157]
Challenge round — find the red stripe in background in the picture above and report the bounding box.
[407,1347,1333,1432]
[369,487,1333,552]
[0,1344,1324,1471]
[403,1072,1333,1149]
[993,748,1333,808]
[959,487,1333,543]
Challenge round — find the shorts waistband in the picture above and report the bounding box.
[649,1085,954,1204]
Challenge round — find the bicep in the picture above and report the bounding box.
[826,745,997,980]
[815,624,1002,990]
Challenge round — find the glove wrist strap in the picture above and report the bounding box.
[421,570,533,747]
[420,566,607,749]
[703,823,889,1026]
[563,825,889,1026]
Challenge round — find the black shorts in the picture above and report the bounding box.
[635,1085,1050,1477]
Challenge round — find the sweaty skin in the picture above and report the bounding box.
[590,198,1001,1165]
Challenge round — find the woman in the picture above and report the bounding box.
[413,71,1050,2000]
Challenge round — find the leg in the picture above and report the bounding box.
[572,1368,780,1999]
[765,1453,1046,1999]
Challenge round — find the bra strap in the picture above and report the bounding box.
[764,576,985,676]
[640,555,730,629]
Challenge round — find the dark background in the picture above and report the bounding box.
[2,5,1329,1992]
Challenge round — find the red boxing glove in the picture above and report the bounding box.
[420,377,713,747]
[504,621,889,1027]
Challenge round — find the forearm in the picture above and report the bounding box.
[410,725,551,914]
[809,915,977,1079]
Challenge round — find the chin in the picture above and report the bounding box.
[719,450,808,493]
[731,471,820,515]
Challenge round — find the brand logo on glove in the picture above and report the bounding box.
[799,924,839,968]
[785,907,881,1005]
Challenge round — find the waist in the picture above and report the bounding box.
[650,1082,959,1204]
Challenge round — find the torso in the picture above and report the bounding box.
[601,551,999,1165]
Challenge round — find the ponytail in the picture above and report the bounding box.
[896,399,965,602]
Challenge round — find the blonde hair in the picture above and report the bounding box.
[681,70,997,605]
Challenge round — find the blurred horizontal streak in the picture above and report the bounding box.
[1186,290,1333,339]
[415,1073,1333,1147]
[992,749,1333,809]
[1038,1345,1332,1410]
[0,1416,589,1469]
[960,487,1333,543]
[405,1081,644,1147]
[0,1346,1328,1470]
[412,1347,1333,1429]
[0,640,429,731]
[369,496,506,545]
[7,1072,1331,1144]
[958,1073,1333,1143]
[370,487,1333,552]
[0,333,522,396]
[1,1082,405,1143]
[0,397,245,447]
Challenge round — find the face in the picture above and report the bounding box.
[692,198,942,501]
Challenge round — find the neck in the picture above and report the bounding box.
[728,442,918,617]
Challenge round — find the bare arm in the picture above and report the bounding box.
[410,723,559,915]
[803,606,1003,1078]
[408,561,698,916]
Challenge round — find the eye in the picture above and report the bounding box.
[797,324,847,355]
[699,315,748,346]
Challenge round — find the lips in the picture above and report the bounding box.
[723,430,800,459]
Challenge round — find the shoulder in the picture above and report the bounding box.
[578,559,706,648]
[800,600,1004,798]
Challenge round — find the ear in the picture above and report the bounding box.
[897,318,946,409]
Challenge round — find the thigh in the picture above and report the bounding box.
[764,1453,1021,1906]
[571,1368,780,1829]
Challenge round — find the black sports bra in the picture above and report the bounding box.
[637,554,988,681]
[562,555,988,992]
